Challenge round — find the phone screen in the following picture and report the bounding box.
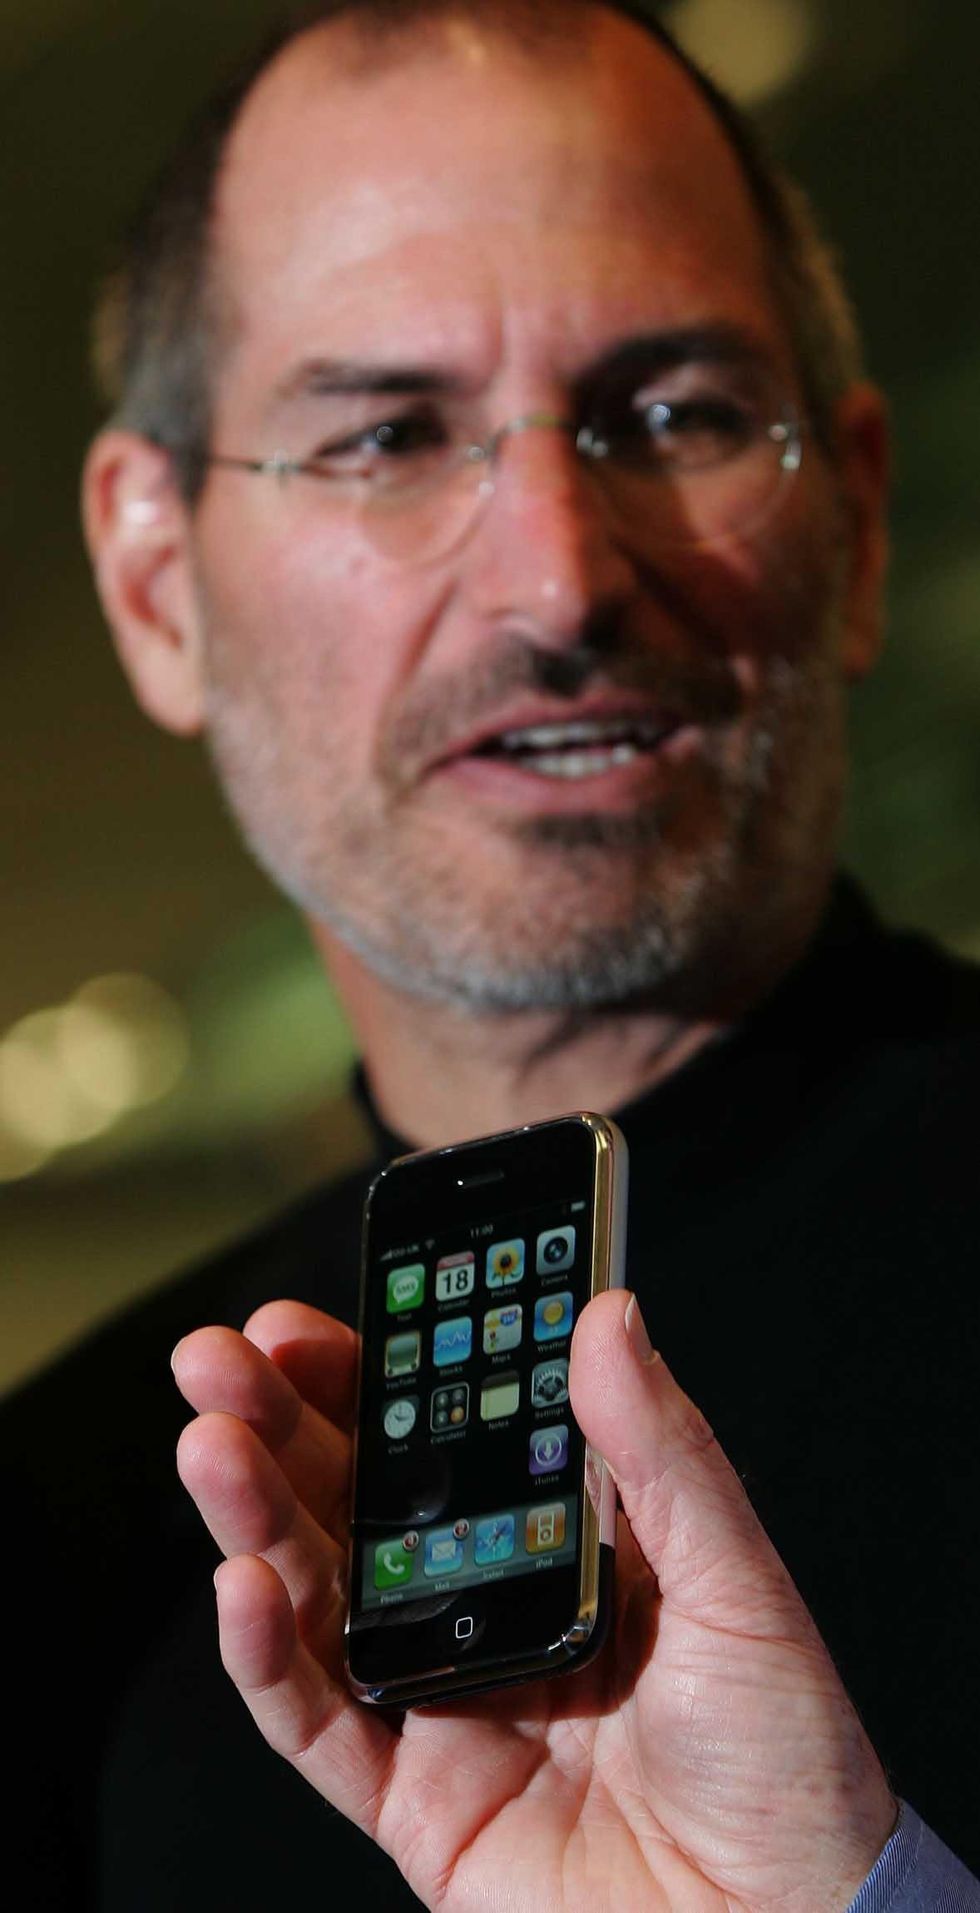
[347,1117,620,1698]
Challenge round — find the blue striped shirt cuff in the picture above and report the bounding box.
[847,1803,980,1912]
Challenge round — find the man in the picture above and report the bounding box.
[4,1,977,1904]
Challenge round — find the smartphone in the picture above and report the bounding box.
[344,1111,628,1707]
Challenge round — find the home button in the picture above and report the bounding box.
[455,1615,475,1641]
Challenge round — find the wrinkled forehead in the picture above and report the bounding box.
[210,11,782,386]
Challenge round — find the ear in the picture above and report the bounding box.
[829,382,890,683]
[81,431,207,736]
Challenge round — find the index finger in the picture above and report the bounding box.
[173,1323,352,1542]
[244,1299,360,1433]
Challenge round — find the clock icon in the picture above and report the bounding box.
[383,1396,418,1440]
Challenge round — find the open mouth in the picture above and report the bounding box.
[470,716,678,780]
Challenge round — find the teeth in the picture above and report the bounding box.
[519,743,640,778]
[498,719,665,752]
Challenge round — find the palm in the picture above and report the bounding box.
[370,1519,716,1909]
[175,1298,893,1912]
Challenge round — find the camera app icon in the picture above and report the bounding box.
[535,1226,576,1275]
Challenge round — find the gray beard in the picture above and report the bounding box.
[203,645,843,1018]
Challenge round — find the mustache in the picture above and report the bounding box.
[378,633,744,792]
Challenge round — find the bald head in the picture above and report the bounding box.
[94,0,861,494]
[215,8,769,331]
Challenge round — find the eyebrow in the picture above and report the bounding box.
[268,324,775,412]
[574,324,775,401]
[269,358,468,409]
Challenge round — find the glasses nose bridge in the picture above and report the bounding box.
[457,406,630,599]
[484,409,577,467]
[470,410,597,527]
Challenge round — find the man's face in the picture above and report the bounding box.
[187,12,878,1012]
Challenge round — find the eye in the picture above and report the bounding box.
[656,393,757,449]
[308,404,451,484]
[640,396,756,467]
[584,375,764,472]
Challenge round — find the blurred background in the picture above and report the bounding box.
[2,0,978,1393]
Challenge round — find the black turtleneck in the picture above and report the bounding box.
[3,880,977,1905]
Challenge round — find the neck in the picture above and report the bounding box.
[310,930,754,1148]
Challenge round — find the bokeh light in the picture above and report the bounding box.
[667,0,817,104]
[0,977,189,1182]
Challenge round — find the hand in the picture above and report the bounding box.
[173,1292,896,1911]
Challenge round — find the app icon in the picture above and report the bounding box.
[433,1315,473,1367]
[382,1395,419,1440]
[430,1383,470,1431]
[486,1239,525,1288]
[480,1370,521,1420]
[533,1291,574,1343]
[384,1330,421,1379]
[386,1263,426,1313]
[474,1513,516,1565]
[525,1502,567,1554]
[435,1250,475,1303]
[374,1537,416,1589]
[531,1358,569,1408]
[529,1423,569,1475]
[536,1226,576,1275]
[483,1302,523,1356]
[424,1528,465,1577]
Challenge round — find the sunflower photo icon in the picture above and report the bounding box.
[486,1239,525,1288]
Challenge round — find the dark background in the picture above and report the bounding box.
[2,0,978,1389]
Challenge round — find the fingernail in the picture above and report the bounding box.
[624,1292,659,1367]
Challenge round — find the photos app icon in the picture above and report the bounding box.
[486,1240,525,1288]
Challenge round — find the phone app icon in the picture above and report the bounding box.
[525,1502,567,1554]
[474,1513,516,1565]
[384,1329,421,1379]
[433,1315,473,1367]
[486,1239,525,1288]
[483,1302,523,1356]
[529,1423,569,1476]
[382,1395,419,1441]
[435,1251,475,1303]
[386,1262,426,1313]
[374,1537,416,1589]
[536,1226,576,1275]
[480,1370,520,1420]
[531,1358,569,1408]
[533,1291,573,1343]
[424,1528,465,1577]
[430,1383,470,1431]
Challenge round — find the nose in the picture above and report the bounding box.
[461,417,638,649]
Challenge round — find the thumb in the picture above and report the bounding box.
[570,1288,813,1640]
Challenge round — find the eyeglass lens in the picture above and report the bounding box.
[362,411,801,564]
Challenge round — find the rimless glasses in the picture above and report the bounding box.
[204,358,804,566]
